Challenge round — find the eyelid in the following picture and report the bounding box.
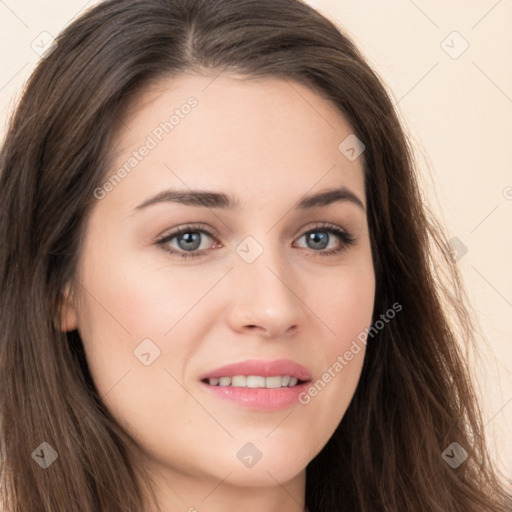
[156,223,220,243]
[293,221,353,241]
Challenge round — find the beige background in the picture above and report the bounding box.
[1,0,511,481]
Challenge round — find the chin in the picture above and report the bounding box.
[224,461,307,488]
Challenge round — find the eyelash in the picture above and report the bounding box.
[155,222,356,259]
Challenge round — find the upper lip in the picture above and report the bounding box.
[199,359,312,382]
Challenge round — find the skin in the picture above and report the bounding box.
[60,73,376,512]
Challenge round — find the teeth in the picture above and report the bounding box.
[206,375,301,388]
[231,375,246,386]
[265,376,283,388]
[247,376,266,388]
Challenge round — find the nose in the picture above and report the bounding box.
[225,240,306,338]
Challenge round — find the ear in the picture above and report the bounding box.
[58,283,79,332]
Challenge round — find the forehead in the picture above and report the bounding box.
[106,72,366,210]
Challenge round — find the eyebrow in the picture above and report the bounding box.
[133,186,365,212]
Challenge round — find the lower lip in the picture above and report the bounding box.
[199,380,310,411]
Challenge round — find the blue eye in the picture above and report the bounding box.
[294,223,356,256]
[156,225,219,258]
[156,222,356,259]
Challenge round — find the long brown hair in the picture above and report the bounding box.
[0,0,510,510]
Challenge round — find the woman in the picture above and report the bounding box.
[0,0,510,510]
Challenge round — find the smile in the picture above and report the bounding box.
[203,375,303,388]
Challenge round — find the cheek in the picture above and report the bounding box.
[78,246,212,343]
[312,257,375,349]
[296,259,374,444]
[74,246,226,399]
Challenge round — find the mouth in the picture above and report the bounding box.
[198,359,312,411]
[201,375,309,388]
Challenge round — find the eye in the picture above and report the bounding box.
[156,224,221,259]
[293,222,356,256]
[156,222,356,259]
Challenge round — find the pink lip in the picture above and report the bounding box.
[198,358,312,381]
[200,382,311,411]
[198,359,312,411]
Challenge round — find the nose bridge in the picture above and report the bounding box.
[228,233,304,333]
[235,234,289,291]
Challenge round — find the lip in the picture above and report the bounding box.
[198,358,312,381]
[198,358,312,411]
[200,381,311,411]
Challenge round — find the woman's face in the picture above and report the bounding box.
[62,73,375,503]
